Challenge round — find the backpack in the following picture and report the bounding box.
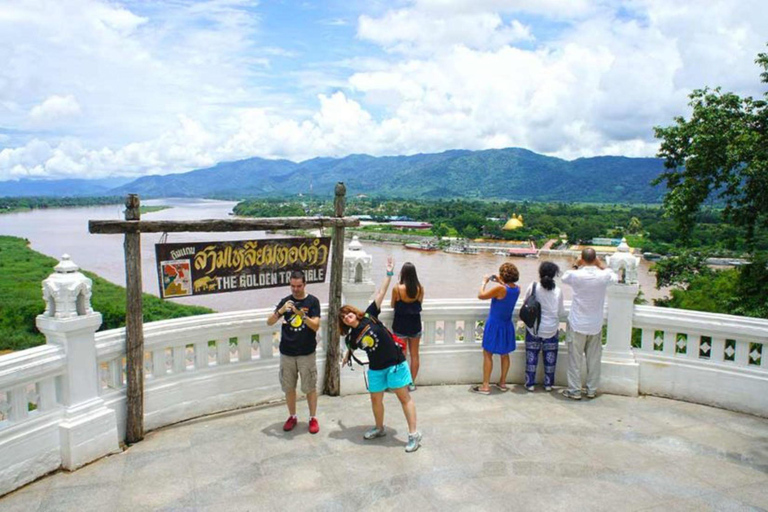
[519,282,542,335]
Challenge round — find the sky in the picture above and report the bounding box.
[0,0,766,181]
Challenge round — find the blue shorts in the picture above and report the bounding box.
[367,361,412,393]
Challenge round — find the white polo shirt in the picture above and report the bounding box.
[562,266,617,335]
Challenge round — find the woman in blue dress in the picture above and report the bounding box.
[471,262,520,395]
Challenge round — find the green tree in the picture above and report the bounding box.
[433,223,449,238]
[628,216,642,234]
[653,46,768,247]
[652,251,712,289]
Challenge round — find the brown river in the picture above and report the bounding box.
[0,198,668,312]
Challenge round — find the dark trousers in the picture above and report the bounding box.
[525,331,559,387]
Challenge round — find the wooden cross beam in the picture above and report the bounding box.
[89,216,359,234]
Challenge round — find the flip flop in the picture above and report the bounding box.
[470,385,491,395]
[494,383,509,392]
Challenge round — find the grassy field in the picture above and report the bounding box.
[0,235,213,352]
[140,205,170,215]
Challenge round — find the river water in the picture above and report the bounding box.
[0,198,668,312]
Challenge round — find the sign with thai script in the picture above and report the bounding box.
[155,237,330,298]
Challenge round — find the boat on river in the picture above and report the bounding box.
[445,244,479,255]
[404,241,439,252]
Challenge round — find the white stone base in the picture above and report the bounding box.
[638,357,768,418]
[599,359,640,397]
[0,415,62,497]
[59,399,120,470]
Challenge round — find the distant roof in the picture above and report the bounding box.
[390,221,433,229]
[503,214,524,230]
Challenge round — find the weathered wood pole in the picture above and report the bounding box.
[323,183,346,396]
[124,194,145,443]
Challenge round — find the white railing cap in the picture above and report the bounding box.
[0,345,66,389]
[633,305,768,340]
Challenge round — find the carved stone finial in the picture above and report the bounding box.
[55,254,80,273]
[607,238,640,284]
[349,236,363,251]
[343,237,373,285]
[41,255,94,319]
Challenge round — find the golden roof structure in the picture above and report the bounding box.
[502,214,524,230]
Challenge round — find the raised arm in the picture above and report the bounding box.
[478,274,506,300]
[373,257,395,309]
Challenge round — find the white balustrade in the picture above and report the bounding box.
[632,305,768,414]
[2,297,768,498]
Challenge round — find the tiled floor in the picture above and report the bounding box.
[2,386,767,511]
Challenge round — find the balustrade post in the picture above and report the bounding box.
[36,255,120,470]
[605,284,639,357]
[601,282,640,397]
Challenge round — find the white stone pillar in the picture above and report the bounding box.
[605,284,639,357]
[341,237,375,310]
[601,283,640,397]
[36,255,120,470]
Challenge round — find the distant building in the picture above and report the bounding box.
[390,221,433,230]
[591,237,622,246]
[503,214,524,230]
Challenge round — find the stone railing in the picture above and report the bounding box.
[94,307,328,438]
[632,306,768,415]
[2,295,767,496]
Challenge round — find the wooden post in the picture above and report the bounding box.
[124,194,144,443]
[323,183,346,396]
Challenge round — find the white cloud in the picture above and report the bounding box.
[358,9,534,55]
[28,95,82,127]
[1,0,767,181]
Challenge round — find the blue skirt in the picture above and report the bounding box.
[482,318,516,355]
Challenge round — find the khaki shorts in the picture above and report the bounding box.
[279,353,318,394]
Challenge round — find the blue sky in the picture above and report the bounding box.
[0,0,766,180]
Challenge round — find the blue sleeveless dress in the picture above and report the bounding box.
[482,285,520,354]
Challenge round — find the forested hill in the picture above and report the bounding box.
[109,147,666,202]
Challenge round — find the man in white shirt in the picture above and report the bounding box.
[561,248,617,400]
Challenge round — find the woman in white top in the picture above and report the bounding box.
[523,262,566,391]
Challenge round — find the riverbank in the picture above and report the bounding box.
[0,236,213,352]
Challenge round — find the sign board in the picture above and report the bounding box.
[155,237,330,298]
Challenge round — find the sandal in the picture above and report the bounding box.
[470,385,491,395]
[494,383,509,392]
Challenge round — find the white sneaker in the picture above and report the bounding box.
[364,426,386,440]
[405,431,422,453]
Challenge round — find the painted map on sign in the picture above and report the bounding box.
[160,260,192,298]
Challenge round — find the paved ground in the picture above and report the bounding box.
[2,385,768,511]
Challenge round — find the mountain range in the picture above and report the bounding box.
[0,177,133,197]
[2,148,668,202]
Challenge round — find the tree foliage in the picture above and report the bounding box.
[0,236,213,351]
[652,251,713,289]
[653,46,768,247]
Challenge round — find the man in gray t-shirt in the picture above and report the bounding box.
[561,248,617,400]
